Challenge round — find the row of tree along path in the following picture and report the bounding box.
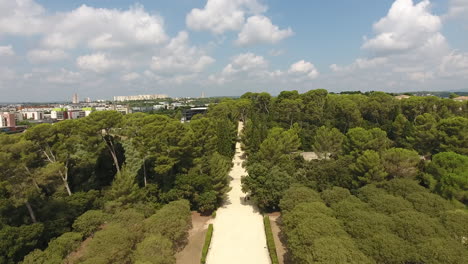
[206,121,270,264]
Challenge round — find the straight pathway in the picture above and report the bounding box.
[206,121,270,264]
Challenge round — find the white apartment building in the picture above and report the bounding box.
[113,94,168,102]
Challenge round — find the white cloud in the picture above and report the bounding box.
[43,4,168,49]
[439,51,468,78]
[330,57,388,72]
[222,52,268,75]
[446,0,468,18]
[288,60,319,80]
[76,53,124,73]
[236,15,293,46]
[186,0,266,34]
[151,31,214,73]
[27,49,68,62]
[362,0,444,55]
[0,45,15,56]
[46,69,82,84]
[121,72,140,81]
[0,0,45,35]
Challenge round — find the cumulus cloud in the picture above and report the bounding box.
[446,0,468,18]
[186,0,266,34]
[222,53,268,75]
[362,0,444,55]
[121,72,141,81]
[288,60,319,80]
[439,51,468,78]
[46,69,82,84]
[42,4,167,50]
[150,31,214,73]
[27,49,68,63]
[0,45,15,56]
[0,0,45,35]
[76,53,125,73]
[236,16,293,46]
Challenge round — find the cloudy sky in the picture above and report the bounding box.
[0,0,467,102]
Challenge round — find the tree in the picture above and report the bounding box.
[72,210,110,237]
[279,185,321,212]
[255,127,301,167]
[390,114,411,148]
[344,127,391,156]
[0,223,44,264]
[320,187,351,206]
[350,150,387,186]
[381,148,420,179]
[312,126,345,158]
[85,111,123,174]
[242,164,293,211]
[106,166,141,206]
[133,234,175,264]
[437,117,468,155]
[426,152,468,203]
[408,113,438,155]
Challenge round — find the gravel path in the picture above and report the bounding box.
[206,122,270,264]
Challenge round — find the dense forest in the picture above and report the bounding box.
[239,90,468,263]
[1,89,467,263]
[0,108,238,263]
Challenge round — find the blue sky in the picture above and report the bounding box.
[0,0,467,102]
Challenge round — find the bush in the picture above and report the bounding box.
[279,184,321,212]
[144,200,191,249]
[263,216,279,264]
[133,234,175,264]
[72,210,109,237]
[200,224,213,264]
[22,232,83,264]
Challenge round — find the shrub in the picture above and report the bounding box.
[72,210,109,237]
[200,224,213,264]
[133,234,175,264]
[263,216,279,264]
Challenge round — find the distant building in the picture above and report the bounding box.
[51,108,68,120]
[395,95,411,100]
[0,112,16,127]
[22,111,44,120]
[72,93,79,104]
[453,96,468,102]
[182,107,208,122]
[113,94,168,102]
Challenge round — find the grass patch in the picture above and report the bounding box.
[264,215,279,264]
[200,224,214,264]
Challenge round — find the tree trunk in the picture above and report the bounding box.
[103,135,121,174]
[25,201,37,223]
[143,159,147,187]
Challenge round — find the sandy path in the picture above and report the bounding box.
[176,212,212,264]
[206,121,270,264]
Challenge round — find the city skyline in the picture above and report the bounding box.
[0,0,468,102]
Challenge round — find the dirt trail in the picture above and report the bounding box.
[176,212,212,264]
[206,121,270,264]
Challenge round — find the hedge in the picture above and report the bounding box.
[264,216,279,264]
[200,224,214,264]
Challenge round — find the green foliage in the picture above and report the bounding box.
[0,223,44,264]
[408,113,438,155]
[255,127,301,168]
[72,210,109,237]
[441,209,468,245]
[143,200,191,249]
[426,152,468,203]
[263,216,279,264]
[437,116,468,155]
[350,150,387,185]
[320,187,351,206]
[77,223,140,264]
[22,232,83,264]
[344,127,391,156]
[200,224,213,264]
[133,234,175,264]
[279,184,321,212]
[312,126,345,158]
[381,148,420,179]
[242,164,293,211]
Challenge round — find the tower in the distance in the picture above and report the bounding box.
[201,91,205,98]
[72,93,79,104]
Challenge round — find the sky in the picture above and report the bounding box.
[0,0,468,102]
